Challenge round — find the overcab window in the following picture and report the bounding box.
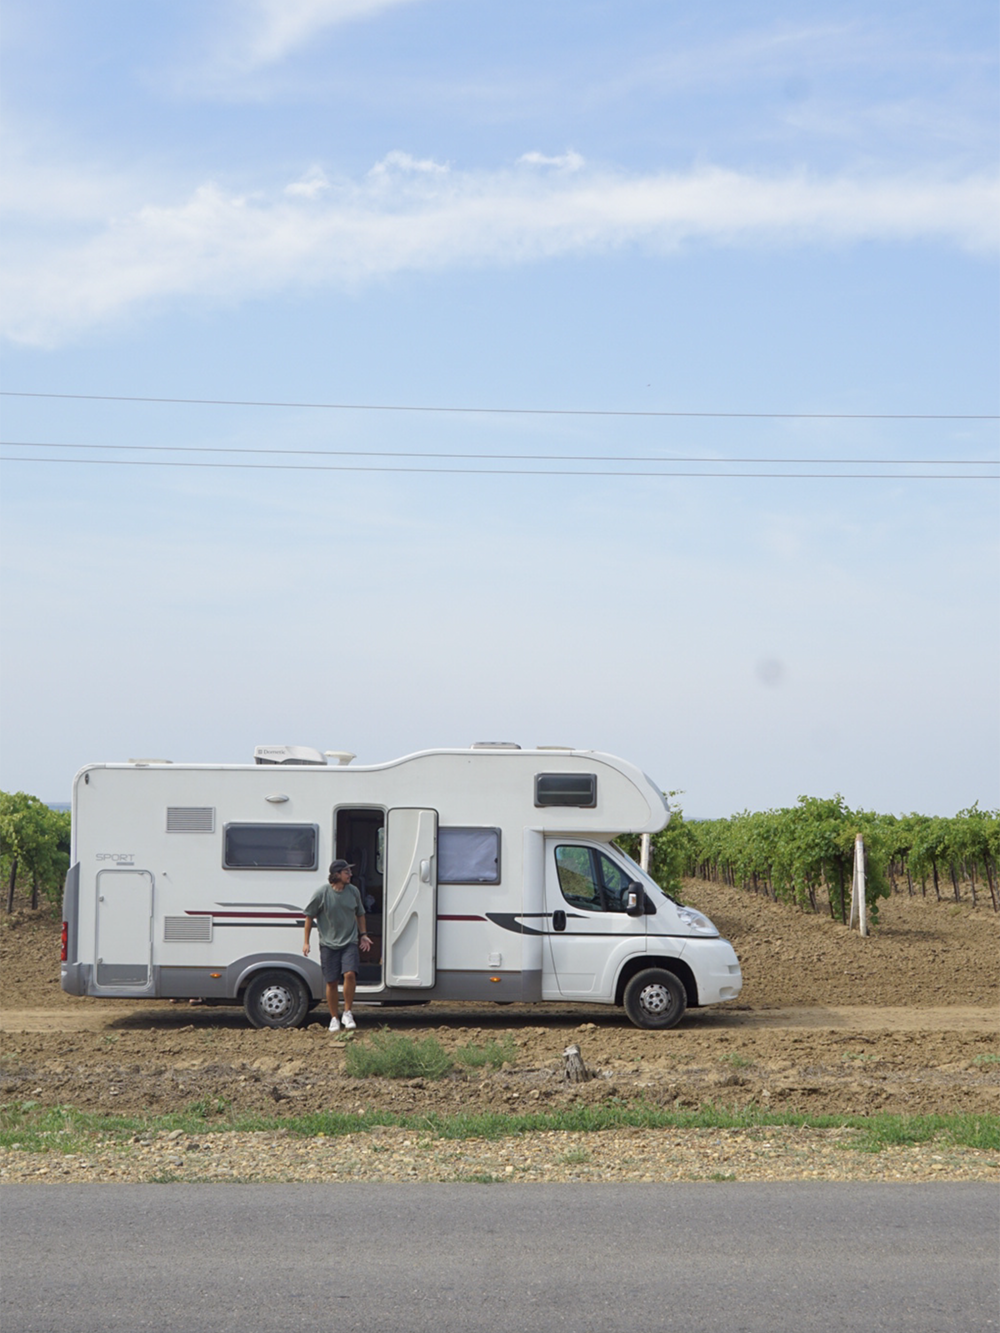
[438,827,501,884]
[223,823,318,869]
[535,773,597,808]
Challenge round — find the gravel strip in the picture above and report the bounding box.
[3,1126,997,1184]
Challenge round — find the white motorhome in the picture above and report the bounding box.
[61,744,742,1030]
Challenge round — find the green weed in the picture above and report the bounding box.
[343,1032,453,1080]
[718,1053,753,1069]
[558,1148,591,1165]
[454,1035,518,1070]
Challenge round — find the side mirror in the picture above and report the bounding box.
[625,882,645,917]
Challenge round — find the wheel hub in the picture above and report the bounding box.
[259,984,292,1019]
[639,983,671,1016]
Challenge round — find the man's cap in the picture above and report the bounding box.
[329,859,354,875]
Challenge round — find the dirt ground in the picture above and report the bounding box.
[2,880,997,1129]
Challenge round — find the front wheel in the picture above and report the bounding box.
[243,970,310,1029]
[623,968,686,1030]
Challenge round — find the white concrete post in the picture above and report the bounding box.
[849,833,868,936]
[640,833,651,873]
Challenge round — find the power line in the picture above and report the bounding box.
[2,440,996,466]
[3,456,996,480]
[2,390,996,421]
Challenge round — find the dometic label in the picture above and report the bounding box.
[97,853,135,864]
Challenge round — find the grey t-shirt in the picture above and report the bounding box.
[303,883,365,949]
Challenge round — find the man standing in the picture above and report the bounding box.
[303,860,371,1031]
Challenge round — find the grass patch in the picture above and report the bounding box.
[342,1032,517,1079]
[343,1032,453,1080]
[454,1035,517,1070]
[558,1148,591,1165]
[3,1099,998,1156]
[717,1053,753,1069]
[972,1054,1000,1067]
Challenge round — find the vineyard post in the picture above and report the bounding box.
[848,833,869,936]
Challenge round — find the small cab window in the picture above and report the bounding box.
[535,773,597,808]
[438,827,501,884]
[555,846,632,912]
[223,823,318,869]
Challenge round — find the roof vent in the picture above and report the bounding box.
[471,741,521,750]
[253,745,327,766]
[324,751,356,766]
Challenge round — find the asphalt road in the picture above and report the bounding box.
[2,1184,996,1333]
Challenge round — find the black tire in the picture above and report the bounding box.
[243,970,311,1029]
[623,968,686,1030]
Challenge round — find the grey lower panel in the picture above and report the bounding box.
[226,954,325,1001]
[157,968,231,1000]
[96,963,149,986]
[61,863,80,965]
[60,962,88,996]
[359,969,542,1004]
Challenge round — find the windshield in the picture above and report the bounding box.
[610,842,678,904]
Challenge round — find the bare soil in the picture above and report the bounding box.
[2,881,997,1126]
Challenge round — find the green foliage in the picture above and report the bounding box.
[618,791,694,900]
[454,1035,517,1070]
[687,799,998,920]
[0,792,71,910]
[5,1098,997,1154]
[343,1031,454,1080]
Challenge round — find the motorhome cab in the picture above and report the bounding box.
[61,744,742,1030]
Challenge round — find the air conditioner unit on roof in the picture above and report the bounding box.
[253,745,327,766]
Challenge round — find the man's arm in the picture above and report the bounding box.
[303,916,315,956]
[356,899,370,953]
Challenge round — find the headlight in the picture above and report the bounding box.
[676,907,719,937]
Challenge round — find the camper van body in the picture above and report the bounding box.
[61,747,742,1029]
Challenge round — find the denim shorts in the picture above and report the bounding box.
[319,942,361,984]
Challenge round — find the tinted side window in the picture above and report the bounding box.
[223,824,318,869]
[535,773,597,807]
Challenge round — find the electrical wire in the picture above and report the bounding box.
[2,455,996,480]
[2,440,996,466]
[2,390,996,421]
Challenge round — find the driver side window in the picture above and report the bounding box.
[555,846,601,911]
[555,846,631,913]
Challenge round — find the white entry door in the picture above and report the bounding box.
[384,808,438,987]
[543,842,646,999]
[95,869,153,987]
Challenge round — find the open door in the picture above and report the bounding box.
[384,808,438,987]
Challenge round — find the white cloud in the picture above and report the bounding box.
[284,166,331,198]
[2,157,997,344]
[368,151,450,178]
[226,0,424,72]
[517,151,586,172]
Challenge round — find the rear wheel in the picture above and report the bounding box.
[623,968,686,1030]
[243,970,310,1029]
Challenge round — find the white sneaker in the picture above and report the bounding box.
[341,1010,356,1030]
[328,1014,341,1031]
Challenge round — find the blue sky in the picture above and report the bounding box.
[1,0,997,814]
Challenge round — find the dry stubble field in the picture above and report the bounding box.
[2,880,997,1183]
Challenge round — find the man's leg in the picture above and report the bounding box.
[325,980,340,1017]
[342,970,356,1012]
